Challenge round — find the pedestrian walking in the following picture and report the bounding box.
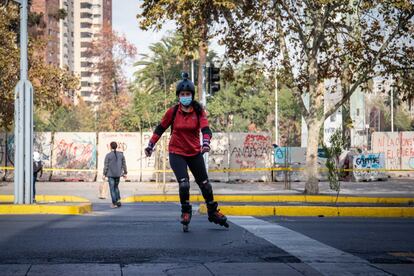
[103,142,127,208]
[33,151,43,203]
[144,72,228,232]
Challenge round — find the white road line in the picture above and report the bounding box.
[229,216,389,276]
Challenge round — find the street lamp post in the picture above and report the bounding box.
[14,0,34,204]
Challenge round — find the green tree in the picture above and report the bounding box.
[322,129,344,203]
[222,0,414,194]
[208,63,274,132]
[137,0,235,100]
[128,35,184,131]
[85,26,136,131]
[35,99,95,132]
[0,3,78,131]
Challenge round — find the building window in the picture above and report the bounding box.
[81,32,92,38]
[81,91,92,97]
[81,71,92,77]
[357,108,360,116]
[330,114,336,122]
[81,2,92,9]
[81,23,92,28]
[80,12,93,18]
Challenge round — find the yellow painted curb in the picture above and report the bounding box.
[122,194,414,204]
[0,203,92,215]
[0,195,90,203]
[123,195,205,203]
[198,205,414,218]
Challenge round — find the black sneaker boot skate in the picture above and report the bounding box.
[207,201,229,228]
[180,204,192,232]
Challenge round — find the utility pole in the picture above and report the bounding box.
[14,0,34,204]
[274,69,279,145]
[201,63,209,172]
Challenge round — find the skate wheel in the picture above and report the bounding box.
[183,224,189,232]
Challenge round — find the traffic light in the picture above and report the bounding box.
[208,65,220,95]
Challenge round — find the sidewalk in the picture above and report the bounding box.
[1,179,413,203]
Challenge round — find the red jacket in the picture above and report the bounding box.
[149,104,212,156]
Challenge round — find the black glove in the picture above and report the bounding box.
[145,142,155,157]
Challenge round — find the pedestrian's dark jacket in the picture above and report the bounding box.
[33,160,43,177]
[103,151,127,178]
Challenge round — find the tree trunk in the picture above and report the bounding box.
[197,42,207,102]
[183,57,190,73]
[342,99,351,149]
[197,20,208,102]
[304,119,323,194]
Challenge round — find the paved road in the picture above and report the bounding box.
[1,179,414,204]
[0,203,413,275]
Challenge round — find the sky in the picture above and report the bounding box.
[112,0,224,81]
[112,0,174,80]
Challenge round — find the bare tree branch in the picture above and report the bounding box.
[275,3,309,117]
[325,9,414,119]
[277,0,309,57]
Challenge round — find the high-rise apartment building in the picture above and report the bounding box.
[32,0,112,106]
[73,0,112,107]
[59,0,75,72]
[30,0,61,66]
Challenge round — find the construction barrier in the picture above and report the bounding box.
[2,131,414,182]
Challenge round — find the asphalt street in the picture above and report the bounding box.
[0,203,413,275]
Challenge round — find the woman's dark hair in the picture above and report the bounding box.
[191,100,203,117]
[110,142,117,150]
[110,141,118,159]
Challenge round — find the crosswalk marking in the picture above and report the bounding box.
[229,216,389,276]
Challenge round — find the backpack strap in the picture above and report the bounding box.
[170,104,180,134]
[170,104,202,134]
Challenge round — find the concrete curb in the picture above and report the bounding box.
[0,203,92,215]
[122,194,414,204]
[198,204,414,218]
[0,195,92,215]
[0,195,90,203]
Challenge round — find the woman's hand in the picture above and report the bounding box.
[145,142,155,157]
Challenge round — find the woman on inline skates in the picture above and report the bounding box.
[144,73,228,232]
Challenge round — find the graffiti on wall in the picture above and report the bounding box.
[97,132,141,181]
[141,132,158,182]
[52,132,96,181]
[209,133,229,182]
[4,134,15,180]
[372,132,400,170]
[34,132,52,181]
[352,153,386,181]
[272,147,328,182]
[372,132,414,176]
[229,133,273,181]
[3,133,52,180]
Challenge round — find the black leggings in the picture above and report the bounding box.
[169,153,214,204]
